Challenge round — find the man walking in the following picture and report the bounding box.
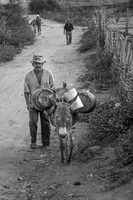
[24,55,54,149]
[36,15,42,35]
[64,19,74,45]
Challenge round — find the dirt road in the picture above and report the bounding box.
[0,15,132,200]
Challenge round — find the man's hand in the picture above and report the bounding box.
[27,103,33,111]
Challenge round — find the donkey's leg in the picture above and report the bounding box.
[59,136,64,163]
[68,131,74,163]
[64,135,69,164]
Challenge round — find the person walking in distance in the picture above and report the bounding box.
[64,19,74,45]
[24,55,54,149]
[30,19,36,34]
[36,15,42,35]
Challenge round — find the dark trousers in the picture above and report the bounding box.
[66,31,72,45]
[29,108,50,146]
[37,25,41,34]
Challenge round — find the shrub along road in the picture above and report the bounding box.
[0,15,132,200]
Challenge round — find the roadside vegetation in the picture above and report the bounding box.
[41,6,93,26]
[78,20,98,52]
[28,0,94,26]
[0,3,35,63]
[75,18,133,190]
[28,0,61,14]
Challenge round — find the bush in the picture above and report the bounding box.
[76,100,133,156]
[41,6,94,26]
[91,51,117,90]
[79,21,98,52]
[0,4,35,63]
[2,4,35,46]
[129,0,133,8]
[29,0,60,14]
[115,129,133,167]
[29,0,46,13]
[76,99,133,187]
[0,45,18,62]
[78,51,119,91]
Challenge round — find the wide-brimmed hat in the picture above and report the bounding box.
[30,55,46,64]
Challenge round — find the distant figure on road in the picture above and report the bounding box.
[30,19,36,34]
[24,55,54,149]
[36,15,42,35]
[64,19,74,45]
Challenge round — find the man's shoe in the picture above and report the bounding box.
[30,143,37,149]
[43,145,50,151]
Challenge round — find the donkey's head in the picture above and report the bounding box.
[53,102,72,138]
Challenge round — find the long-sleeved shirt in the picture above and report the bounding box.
[64,23,74,32]
[24,68,54,97]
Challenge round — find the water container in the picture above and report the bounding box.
[63,88,84,111]
[78,90,97,113]
[31,88,53,111]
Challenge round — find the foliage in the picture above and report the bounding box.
[77,100,130,149]
[42,6,94,26]
[28,0,61,14]
[97,126,133,190]
[76,99,133,186]
[0,45,19,62]
[129,0,133,8]
[115,129,133,167]
[73,5,133,189]
[78,51,119,91]
[76,32,133,186]
[91,51,118,90]
[78,21,98,52]
[0,4,35,63]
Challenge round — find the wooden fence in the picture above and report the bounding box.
[105,28,133,102]
[105,29,133,70]
[94,6,133,70]
[93,7,133,102]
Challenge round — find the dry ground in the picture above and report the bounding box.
[0,15,132,200]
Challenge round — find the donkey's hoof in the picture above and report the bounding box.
[65,159,71,165]
[61,159,65,163]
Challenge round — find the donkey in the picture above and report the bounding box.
[50,101,77,164]
[47,83,78,164]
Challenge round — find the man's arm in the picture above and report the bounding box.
[24,92,33,111]
[48,70,55,90]
[24,76,33,111]
[63,29,66,34]
[63,24,67,34]
[71,24,74,31]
